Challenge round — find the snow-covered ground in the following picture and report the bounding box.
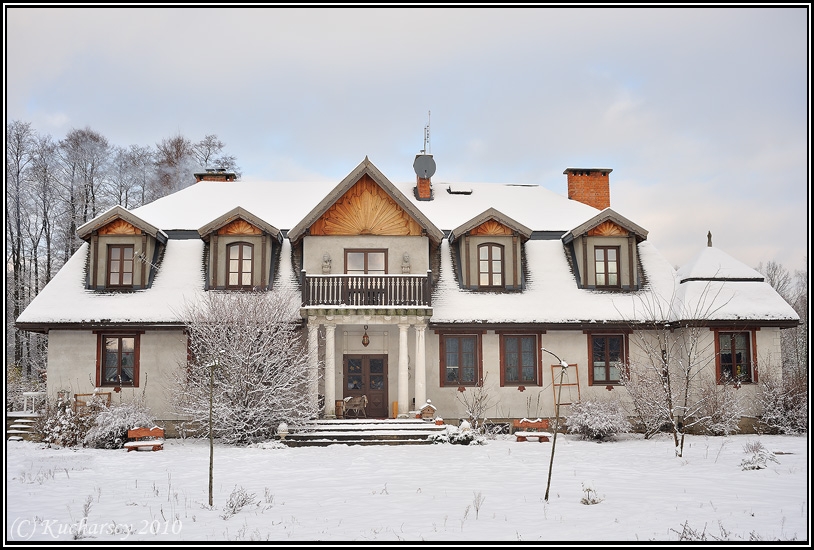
[5,433,808,542]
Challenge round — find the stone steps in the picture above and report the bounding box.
[282,418,447,447]
[6,412,41,441]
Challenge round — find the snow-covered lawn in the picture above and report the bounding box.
[5,433,808,542]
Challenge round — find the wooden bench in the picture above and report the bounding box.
[124,427,165,452]
[513,419,552,442]
[343,395,368,418]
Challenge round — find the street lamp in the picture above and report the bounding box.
[541,347,569,503]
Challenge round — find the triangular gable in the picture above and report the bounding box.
[562,208,648,244]
[287,157,444,244]
[448,208,533,243]
[76,205,167,244]
[197,207,282,243]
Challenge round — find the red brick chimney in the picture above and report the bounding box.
[194,168,237,182]
[413,154,436,201]
[564,168,612,210]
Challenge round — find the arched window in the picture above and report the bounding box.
[227,242,253,288]
[478,243,504,288]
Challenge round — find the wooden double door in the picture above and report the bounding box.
[343,354,388,418]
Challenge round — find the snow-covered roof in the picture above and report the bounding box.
[15,159,800,329]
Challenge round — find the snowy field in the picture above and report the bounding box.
[5,433,809,543]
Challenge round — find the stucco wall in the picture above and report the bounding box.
[303,236,428,275]
[45,329,188,421]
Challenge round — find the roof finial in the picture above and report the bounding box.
[707,231,712,247]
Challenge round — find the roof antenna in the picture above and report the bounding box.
[420,110,431,155]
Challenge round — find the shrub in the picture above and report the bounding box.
[756,372,807,434]
[740,439,779,471]
[84,397,156,449]
[429,421,485,445]
[694,377,744,436]
[37,394,96,447]
[566,399,631,440]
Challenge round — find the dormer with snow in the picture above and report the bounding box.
[197,207,283,291]
[76,206,168,291]
[561,169,648,291]
[448,208,532,291]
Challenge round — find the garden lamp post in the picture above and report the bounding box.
[209,349,225,507]
[541,347,569,502]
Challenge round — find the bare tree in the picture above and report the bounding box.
[620,279,734,457]
[155,133,196,194]
[6,120,36,371]
[170,289,317,445]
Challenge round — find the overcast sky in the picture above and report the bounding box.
[5,6,810,274]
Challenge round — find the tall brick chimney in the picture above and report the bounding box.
[194,168,237,182]
[564,168,612,210]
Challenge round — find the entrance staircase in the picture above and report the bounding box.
[281,418,447,447]
[6,412,41,442]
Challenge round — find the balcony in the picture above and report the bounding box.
[301,272,432,308]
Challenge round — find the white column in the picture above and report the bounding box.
[398,322,410,417]
[414,322,426,407]
[325,323,336,418]
[307,317,319,417]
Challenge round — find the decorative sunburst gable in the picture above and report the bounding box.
[217,219,262,236]
[471,219,513,236]
[448,208,533,243]
[76,205,166,243]
[587,221,628,237]
[562,208,648,244]
[310,175,423,236]
[287,157,444,243]
[99,219,141,235]
[197,206,281,242]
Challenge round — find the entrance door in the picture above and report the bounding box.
[344,354,388,418]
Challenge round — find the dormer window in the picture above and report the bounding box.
[594,246,620,288]
[227,242,254,288]
[478,243,504,287]
[107,245,134,287]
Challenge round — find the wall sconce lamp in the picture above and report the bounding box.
[362,325,370,347]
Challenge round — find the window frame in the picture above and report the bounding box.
[477,243,505,288]
[438,332,483,387]
[344,248,388,275]
[96,332,141,388]
[587,332,628,386]
[594,245,620,288]
[106,244,135,288]
[499,333,541,386]
[226,241,254,289]
[714,329,757,384]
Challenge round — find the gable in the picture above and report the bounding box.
[309,174,424,237]
[217,219,262,236]
[587,221,628,237]
[471,219,513,236]
[99,219,142,235]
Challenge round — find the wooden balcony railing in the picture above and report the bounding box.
[301,272,432,307]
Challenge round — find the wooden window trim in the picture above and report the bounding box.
[344,248,388,274]
[107,244,135,288]
[594,245,621,289]
[226,241,254,289]
[477,243,505,289]
[587,333,628,386]
[438,332,483,387]
[95,332,141,388]
[713,328,757,384]
[498,333,541,387]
